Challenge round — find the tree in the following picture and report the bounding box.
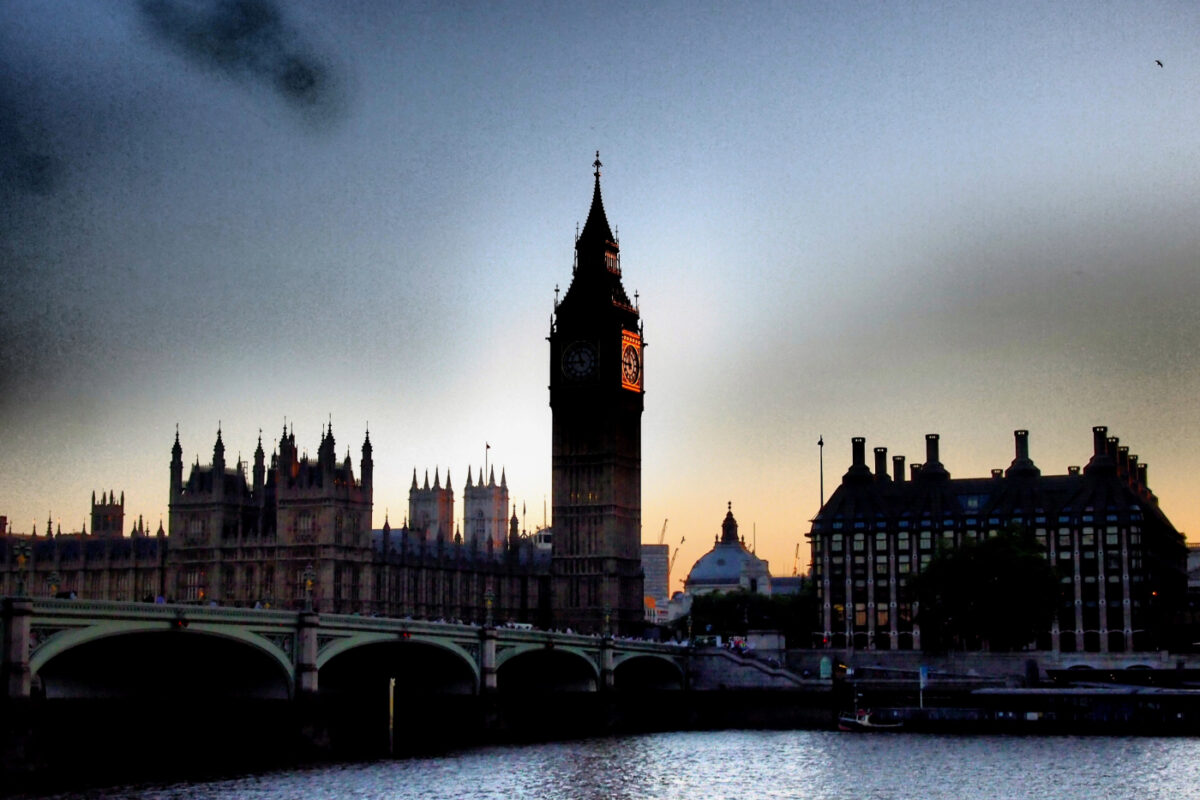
[910,525,1060,652]
[671,585,818,646]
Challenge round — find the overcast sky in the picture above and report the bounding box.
[3,1,1198,592]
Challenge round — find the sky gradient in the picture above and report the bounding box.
[3,1,1198,593]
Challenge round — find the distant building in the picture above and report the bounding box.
[808,427,1187,653]
[641,543,669,623]
[0,495,167,602]
[684,503,771,596]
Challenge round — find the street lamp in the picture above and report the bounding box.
[303,563,315,611]
[484,589,495,627]
[12,541,31,597]
[46,570,60,598]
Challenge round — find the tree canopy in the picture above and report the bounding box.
[674,585,818,646]
[911,525,1060,652]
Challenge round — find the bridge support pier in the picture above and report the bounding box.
[600,636,614,691]
[296,610,319,696]
[293,610,330,755]
[1,598,35,780]
[2,598,32,702]
[480,627,497,693]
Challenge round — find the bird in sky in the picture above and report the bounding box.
[1156,59,1164,67]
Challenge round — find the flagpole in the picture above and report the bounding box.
[818,435,825,508]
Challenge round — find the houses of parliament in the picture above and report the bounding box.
[0,156,647,634]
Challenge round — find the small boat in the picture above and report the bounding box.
[837,709,904,732]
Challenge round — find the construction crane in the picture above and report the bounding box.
[658,518,668,545]
[667,532,686,590]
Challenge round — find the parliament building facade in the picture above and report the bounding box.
[809,427,1187,653]
[1,159,652,630]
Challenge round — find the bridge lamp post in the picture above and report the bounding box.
[484,589,495,627]
[603,606,612,638]
[303,563,316,611]
[46,570,60,598]
[12,541,31,597]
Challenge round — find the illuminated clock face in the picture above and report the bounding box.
[562,342,596,378]
[621,343,641,386]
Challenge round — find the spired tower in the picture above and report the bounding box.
[549,154,645,634]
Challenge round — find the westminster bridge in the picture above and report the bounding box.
[0,597,821,782]
[1,597,700,702]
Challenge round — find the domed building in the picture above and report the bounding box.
[684,503,771,596]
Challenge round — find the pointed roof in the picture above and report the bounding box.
[721,502,739,544]
[560,152,635,313]
[577,151,615,249]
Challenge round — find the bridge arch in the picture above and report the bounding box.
[612,652,686,691]
[496,644,599,693]
[316,631,480,688]
[318,634,481,756]
[31,620,294,696]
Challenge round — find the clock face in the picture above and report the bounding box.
[621,343,641,386]
[562,342,596,379]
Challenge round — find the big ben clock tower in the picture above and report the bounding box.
[549,154,645,635]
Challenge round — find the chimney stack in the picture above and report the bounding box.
[874,447,889,481]
[844,437,873,483]
[1015,430,1030,461]
[893,455,905,483]
[925,433,940,465]
[991,469,1003,478]
[1093,426,1108,456]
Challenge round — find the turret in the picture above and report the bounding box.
[360,429,373,491]
[170,427,184,500]
[253,431,266,497]
[213,427,226,497]
[318,422,336,473]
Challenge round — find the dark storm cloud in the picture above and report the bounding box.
[138,0,342,122]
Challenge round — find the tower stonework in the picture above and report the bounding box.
[549,155,645,635]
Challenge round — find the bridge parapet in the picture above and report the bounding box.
[4,598,691,700]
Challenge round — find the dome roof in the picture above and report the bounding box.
[684,503,769,588]
[686,540,766,586]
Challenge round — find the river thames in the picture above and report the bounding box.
[20,730,1200,800]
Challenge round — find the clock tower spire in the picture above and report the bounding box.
[549,154,645,635]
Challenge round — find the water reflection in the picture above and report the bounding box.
[31,731,1200,800]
